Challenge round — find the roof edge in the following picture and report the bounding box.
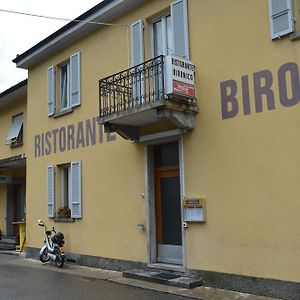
[13,0,144,69]
[13,0,114,65]
[0,79,28,99]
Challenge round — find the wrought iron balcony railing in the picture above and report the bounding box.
[99,55,196,119]
[99,55,165,118]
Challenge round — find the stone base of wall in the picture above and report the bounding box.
[26,247,300,300]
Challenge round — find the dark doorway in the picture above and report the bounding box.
[154,142,182,265]
[6,183,25,236]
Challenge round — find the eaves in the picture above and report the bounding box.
[13,0,145,69]
[0,79,27,108]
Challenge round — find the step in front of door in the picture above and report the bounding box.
[0,236,17,250]
[123,269,202,289]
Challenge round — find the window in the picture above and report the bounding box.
[47,161,82,219]
[153,14,173,56]
[47,52,81,116]
[60,164,71,209]
[152,0,190,59]
[60,63,70,111]
[130,0,190,104]
[269,0,294,39]
[6,113,24,148]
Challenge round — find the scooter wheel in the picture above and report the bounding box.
[40,248,50,263]
[54,249,64,268]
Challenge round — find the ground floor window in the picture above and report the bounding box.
[47,161,82,219]
[58,164,71,218]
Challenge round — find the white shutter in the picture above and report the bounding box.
[131,20,144,66]
[47,166,55,218]
[71,161,82,219]
[171,0,190,59]
[131,20,145,104]
[47,66,55,116]
[269,0,294,39]
[70,52,81,107]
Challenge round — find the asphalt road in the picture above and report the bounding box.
[0,254,192,300]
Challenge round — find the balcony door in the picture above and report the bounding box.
[152,15,173,57]
[152,15,173,101]
[154,142,182,265]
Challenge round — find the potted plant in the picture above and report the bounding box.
[57,207,71,218]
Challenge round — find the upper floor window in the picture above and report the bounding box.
[6,113,24,148]
[153,14,173,56]
[130,0,190,67]
[269,0,294,39]
[60,62,70,111]
[47,52,81,117]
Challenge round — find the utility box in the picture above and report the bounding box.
[182,198,206,223]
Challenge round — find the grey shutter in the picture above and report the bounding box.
[171,0,190,59]
[71,161,82,218]
[131,20,144,66]
[269,0,294,39]
[47,66,55,116]
[47,166,55,218]
[70,52,81,107]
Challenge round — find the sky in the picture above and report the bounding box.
[0,0,103,92]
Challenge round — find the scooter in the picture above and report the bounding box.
[38,220,65,268]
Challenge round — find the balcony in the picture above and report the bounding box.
[98,55,198,141]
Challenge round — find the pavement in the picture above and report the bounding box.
[1,250,279,300]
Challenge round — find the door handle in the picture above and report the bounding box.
[182,222,188,229]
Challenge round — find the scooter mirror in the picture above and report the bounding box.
[38,220,45,227]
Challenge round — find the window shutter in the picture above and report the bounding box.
[171,0,190,59]
[47,66,55,116]
[47,166,55,218]
[71,161,82,219]
[131,20,144,66]
[70,52,81,107]
[269,0,294,39]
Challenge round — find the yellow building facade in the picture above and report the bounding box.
[12,0,300,298]
[0,81,27,237]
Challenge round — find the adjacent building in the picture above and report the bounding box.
[0,80,27,238]
[8,0,300,298]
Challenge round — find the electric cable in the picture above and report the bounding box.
[0,8,128,27]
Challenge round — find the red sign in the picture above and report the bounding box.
[173,81,195,97]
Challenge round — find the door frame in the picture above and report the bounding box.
[145,135,186,270]
[6,179,25,236]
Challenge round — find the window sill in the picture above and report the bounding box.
[54,217,75,223]
[10,142,23,149]
[53,107,73,118]
[290,32,300,41]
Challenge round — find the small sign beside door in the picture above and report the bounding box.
[182,198,206,222]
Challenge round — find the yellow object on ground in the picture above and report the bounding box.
[12,221,26,252]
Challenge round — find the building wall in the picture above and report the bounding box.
[26,0,300,284]
[0,97,27,236]
[184,0,300,283]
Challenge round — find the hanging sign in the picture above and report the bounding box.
[165,55,195,98]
